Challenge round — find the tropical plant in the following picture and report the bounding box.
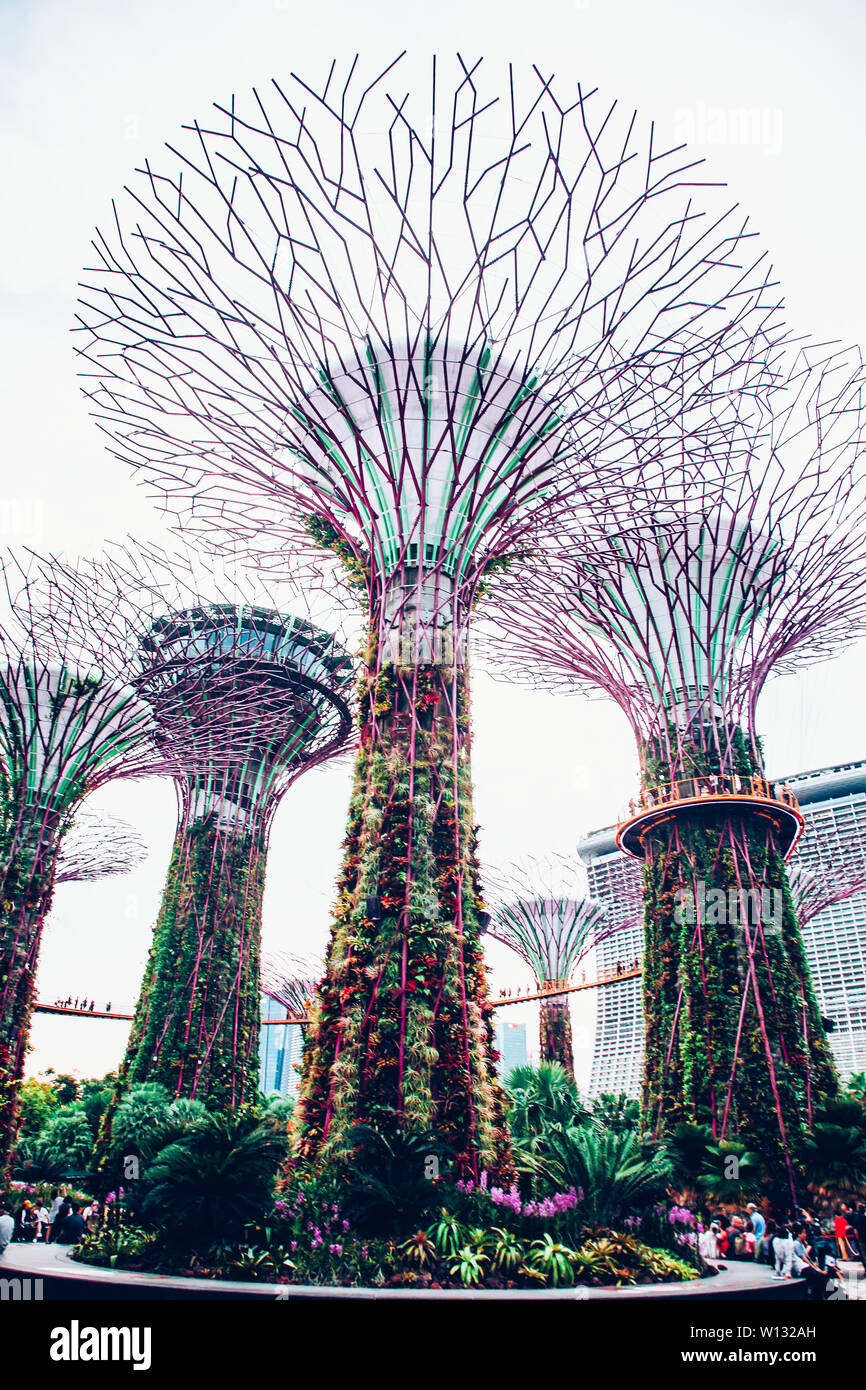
[74,1223,158,1271]
[537,1126,673,1226]
[488,1226,524,1273]
[696,1141,763,1202]
[591,1093,641,1133]
[803,1124,866,1192]
[397,1230,437,1268]
[521,1232,576,1286]
[342,1124,453,1236]
[17,1102,95,1179]
[505,1062,587,1142]
[427,1209,466,1260]
[141,1111,287,1251]
[449,1244,487,1287]
[16,1078,58,1138]
[845,1072,866,1105]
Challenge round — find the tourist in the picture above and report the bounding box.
[54,1202,86,1245]
[793,1227,831,1300]
[50,1193,72,1243]
[34,1201,50,1242]
[14,1201,38,1243]
[46,1188,65,1243]
[746,1202,765,1249]
[699,1222,720,1260]
[758,1219,777,1265]
[728,1214,745,1260]
[743,1221,756,1258]
[834,1207,855,1261]
[853,1203,866,1275]
[772,1226,795,1278]
[0,1203,14,1257]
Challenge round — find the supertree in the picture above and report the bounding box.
[487,855,620,1076]
[262,951,322,1043]
[0,549,189,1168]
[483,342,866,1199]
[54,808,148,884]
[73,55,782,1177]
[47,543,355,1115]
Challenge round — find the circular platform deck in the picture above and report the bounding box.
[617,781,804,861]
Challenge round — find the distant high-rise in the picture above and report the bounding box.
[578,759,866,1096]
[259,996,305,1099]
[781,761,866,1078]
[577,826,643,1098]
[496,1020,529,1080]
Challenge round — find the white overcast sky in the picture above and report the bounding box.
[2,0,866,1088]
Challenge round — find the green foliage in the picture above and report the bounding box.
[504,1062,588,1179]
[17,1078,58,1138]
[591,1093,642,1132]
[448,1244,488,1287]
[141,1111,287,1252]
[696,1141,763,1202]
[51,1074,81,1106]
[341,1124,454,1236]
[521,1232,576,1286]
[536,1126,673,1227]
[75,1224,158,1271]
[802,1124,866,1191]
[19,1102,96,1179]
[845,1071,866,1104]
[107,1083,209,1172]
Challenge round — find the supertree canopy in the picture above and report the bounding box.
[55,544,355,1116]
[54,808,148,884]
[74,55,782,1178]
[0,549,191,1168]
[487,856,618,1077]
[484,343,866,1199]
[262,951,322,1044]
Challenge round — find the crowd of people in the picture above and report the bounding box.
[698,1200,866,1298]
[50,997,112,1012]
[0,1188,99,1253]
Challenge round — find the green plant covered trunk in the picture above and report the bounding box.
[294,656,513,1182]
[120,812,266,1110]
[0,815,65,1170]
[640,732,837,1198]
[539,997,575,1077]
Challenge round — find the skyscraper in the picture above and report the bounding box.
[495,1020,529,1080]
[578,759,866,1096]
[577,826,644,1098]
[781,761,866,1079]
[259,996,305,1100]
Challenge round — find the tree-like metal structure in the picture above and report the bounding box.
[487,856,619,1076]
[54,809,148,884]
[484,343,866,1199]
[49,543,355,1115]
[74,55,781,1178]
[0,550,191,1169]
[262,951,322,1042]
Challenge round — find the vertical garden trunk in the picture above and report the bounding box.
[640,732,836,1196]
[294,653,513,1181]
[539,995,575,1076]
[120,810,266,1110]
[0,811,65,1170]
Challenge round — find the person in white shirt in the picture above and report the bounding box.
[699,1223,720,1260]
[0,1204,15,1256]
[773,1228,795,1278]
[35,1205,50,1242]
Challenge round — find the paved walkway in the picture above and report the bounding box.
[0,1243,813,1300]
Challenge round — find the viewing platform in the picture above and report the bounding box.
[616,774,804,861]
